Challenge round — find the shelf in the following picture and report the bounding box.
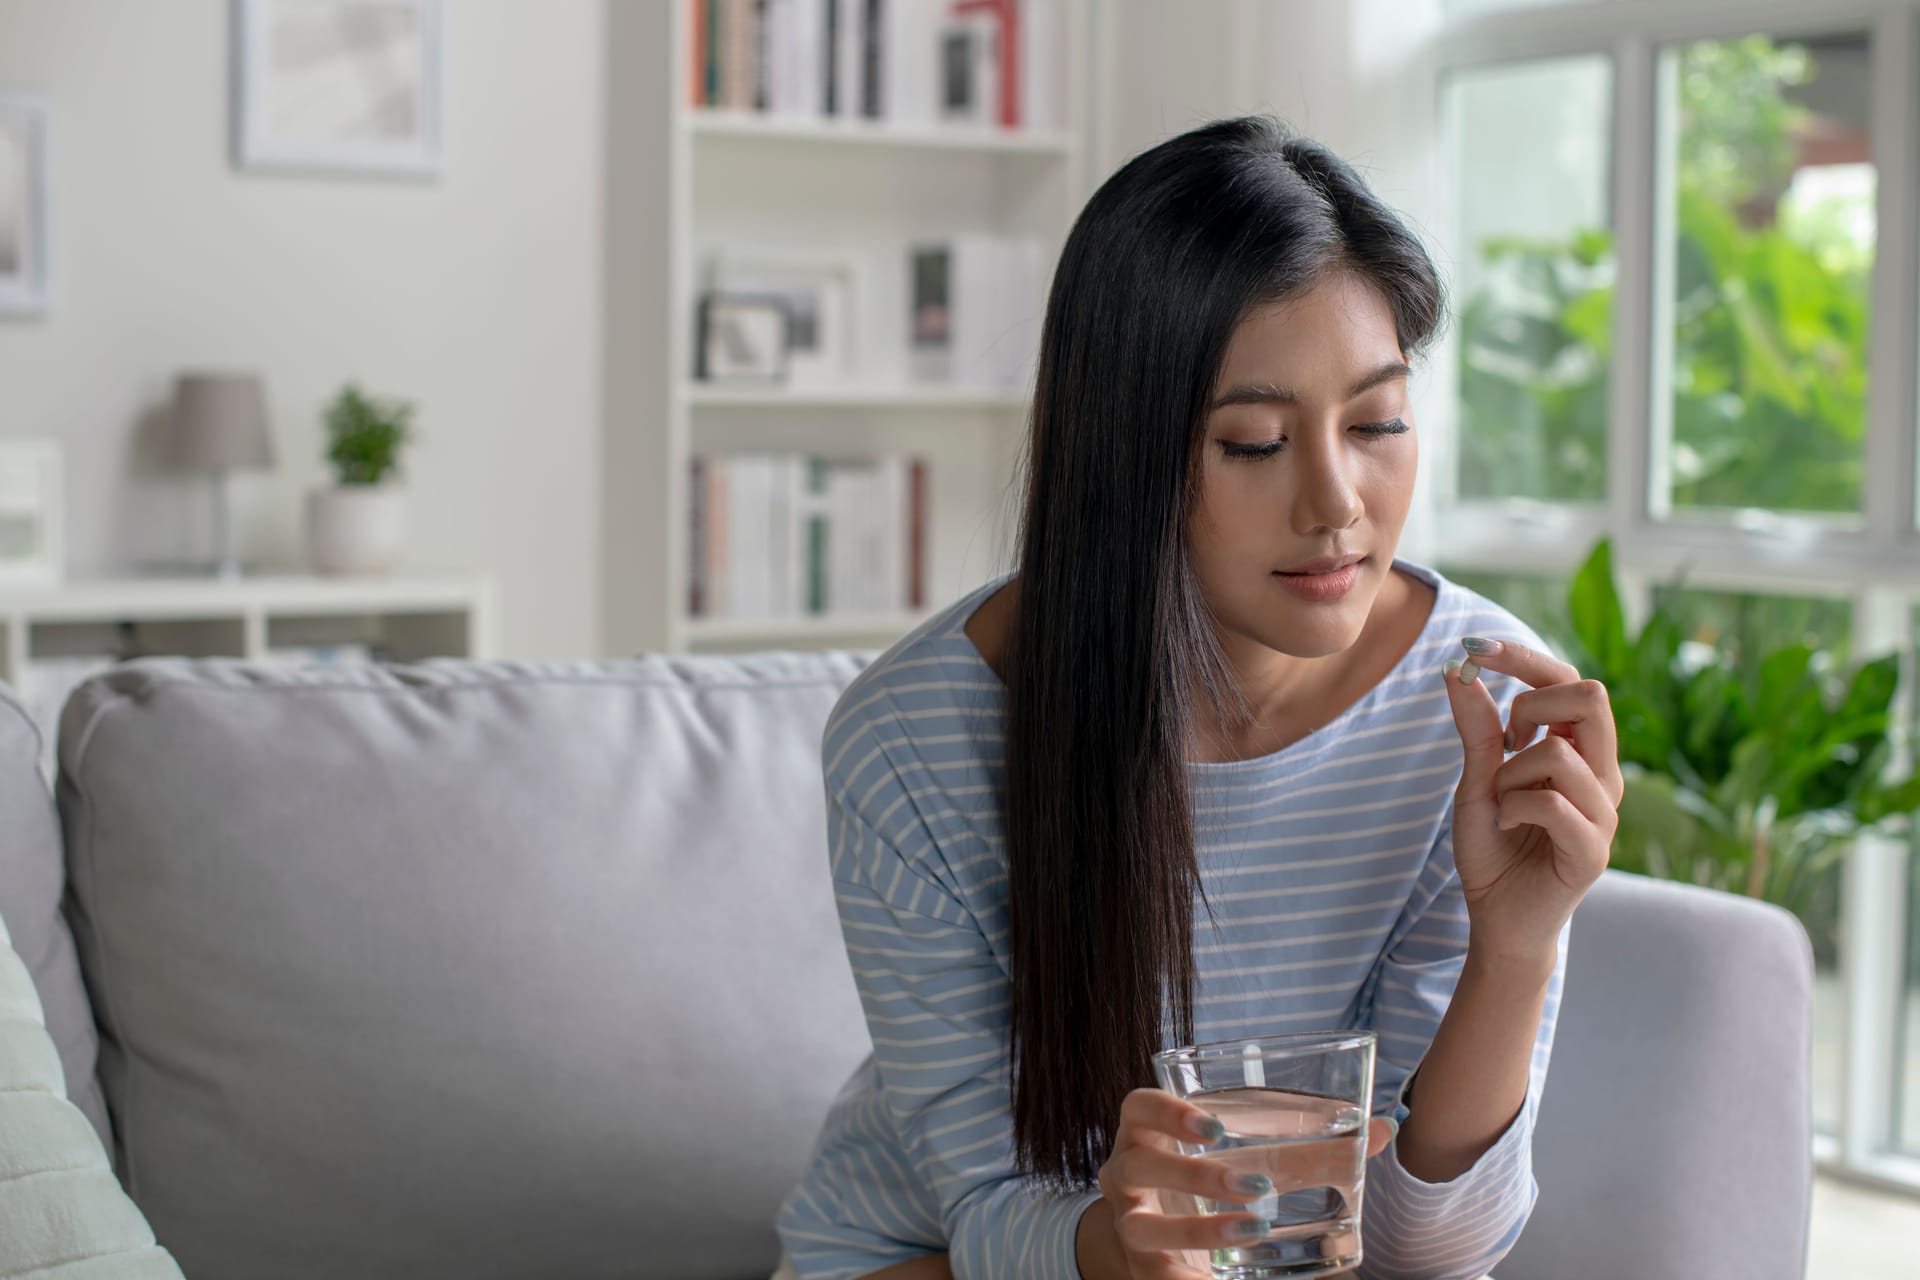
[0,571,494,622]
[684,611,932,643]
[686,384,1030,410]
[684,109,1075,156]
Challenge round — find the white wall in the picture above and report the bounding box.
[0,0,605,659]
[1098,0,1449,554]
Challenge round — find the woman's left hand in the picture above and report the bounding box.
[1439,637,1623,960]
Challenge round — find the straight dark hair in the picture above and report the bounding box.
[1001,116,1447,1188]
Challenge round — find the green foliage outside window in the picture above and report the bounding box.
[1458,36,1870,512]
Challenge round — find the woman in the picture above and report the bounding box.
[774,116,1621,1280]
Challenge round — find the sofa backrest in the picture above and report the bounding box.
[54,654,877,1280]
[0,682,109,1140]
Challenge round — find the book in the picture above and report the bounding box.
[690,452,928,619]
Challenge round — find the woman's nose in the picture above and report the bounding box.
[1291,436,1363,534]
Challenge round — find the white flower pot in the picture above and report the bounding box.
[306,485,407,576]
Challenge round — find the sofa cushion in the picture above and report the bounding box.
[0,877,184,1279]
[0,682,110,1143]
[57,654,878,1280]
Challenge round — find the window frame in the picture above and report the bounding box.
[1423,0,1920,1193]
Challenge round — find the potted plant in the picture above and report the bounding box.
[306,383,416,575]
[1555,539,1919,965]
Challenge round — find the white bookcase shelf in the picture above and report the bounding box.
[685,109,1077,156]
[686,383,1032,410]
[601,0,1093,657]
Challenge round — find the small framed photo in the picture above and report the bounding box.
[232,0,445,177]
[0,94,52,317]
[0,439,64,586]
[697,292,790,383]
[706,248,866,388]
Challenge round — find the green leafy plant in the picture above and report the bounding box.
[1458,35,1870,514]
[322,383,416,487]
[1559,538,1919,960]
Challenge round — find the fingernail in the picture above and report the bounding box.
[1230,1172,1273,1196]
[1190,1115,1227,1143]
[1443,658,1464,679]
[1462,636,1503,656]
[1385,1115,1401,1141]
[1229,1218,1269,1241]
[1457,660,1480,685]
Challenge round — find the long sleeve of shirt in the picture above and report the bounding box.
[1355,807,1570,1280]
[794,780,1099,1280]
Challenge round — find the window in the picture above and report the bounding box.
[1658,34,1874,517]
[1431,2,1920,1191]
[1447,56,1614,504]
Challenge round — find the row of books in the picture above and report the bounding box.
[689,0,1061,132]
[689,452,928,618]
[910,232,1048,388]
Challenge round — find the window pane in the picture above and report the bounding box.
[1900,610,1920,1155]
[1449,57,1613,504]
[1661,34,1874,515]
[1651,585,1853,1134]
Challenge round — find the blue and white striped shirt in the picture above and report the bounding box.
[777,558,1568,1280]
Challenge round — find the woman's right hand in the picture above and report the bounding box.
[1085,1087,1395,1279]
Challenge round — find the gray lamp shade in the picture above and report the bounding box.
[167,373,275,471]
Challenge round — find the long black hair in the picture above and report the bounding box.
[1002,116,1447,1188]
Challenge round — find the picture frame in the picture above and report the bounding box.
[0,439,65,587]
[697,292,791,383]
[706,247,867,388]
[232,0,446,178]
[0,94,52,317]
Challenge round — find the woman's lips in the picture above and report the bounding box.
[1272,558,1365,601]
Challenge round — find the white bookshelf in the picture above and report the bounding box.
[601,0,1095,657]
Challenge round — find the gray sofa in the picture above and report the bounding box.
[0,653,1815,1279]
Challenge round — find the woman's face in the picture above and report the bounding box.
[1189,270,1419,663]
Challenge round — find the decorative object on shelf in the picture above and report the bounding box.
[233,0,445,178]
[307,383,414,575]
[162,372,276,580]
[705,246,865,387]
[0,93,52,317]
[695,292,790,383]
[0,439,64,586]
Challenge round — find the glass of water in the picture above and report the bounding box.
[1151,1030,1377,1280]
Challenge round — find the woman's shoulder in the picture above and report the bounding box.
[821,572,1013,801]
[1415,560,1563,664]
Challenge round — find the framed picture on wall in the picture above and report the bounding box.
[0,439,64,586]
[696,293,791,384]
[232,0,446,177]
[0,94,52,317]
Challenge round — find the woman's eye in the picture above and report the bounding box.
[1218,419,1408,462]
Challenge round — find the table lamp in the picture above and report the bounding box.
[166,372,275,578]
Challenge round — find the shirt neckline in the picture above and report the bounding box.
[944,558,1450,774]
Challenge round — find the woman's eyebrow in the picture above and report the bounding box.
[1208,360,1412,410]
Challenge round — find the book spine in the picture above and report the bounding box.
[806,455,828,613]
[754,0,772,112]
[707,0,724,106]
[691,0,708,107]
[785,453,807,615]
[861,0,883,118]
[689,454,707,616]
[726,0,754,110]
[711,459,730,617]
[822,0,839,116]
[880,454,905,612]
[909,456,926,609]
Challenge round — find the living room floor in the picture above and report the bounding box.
[1807,1176,1920,1277]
